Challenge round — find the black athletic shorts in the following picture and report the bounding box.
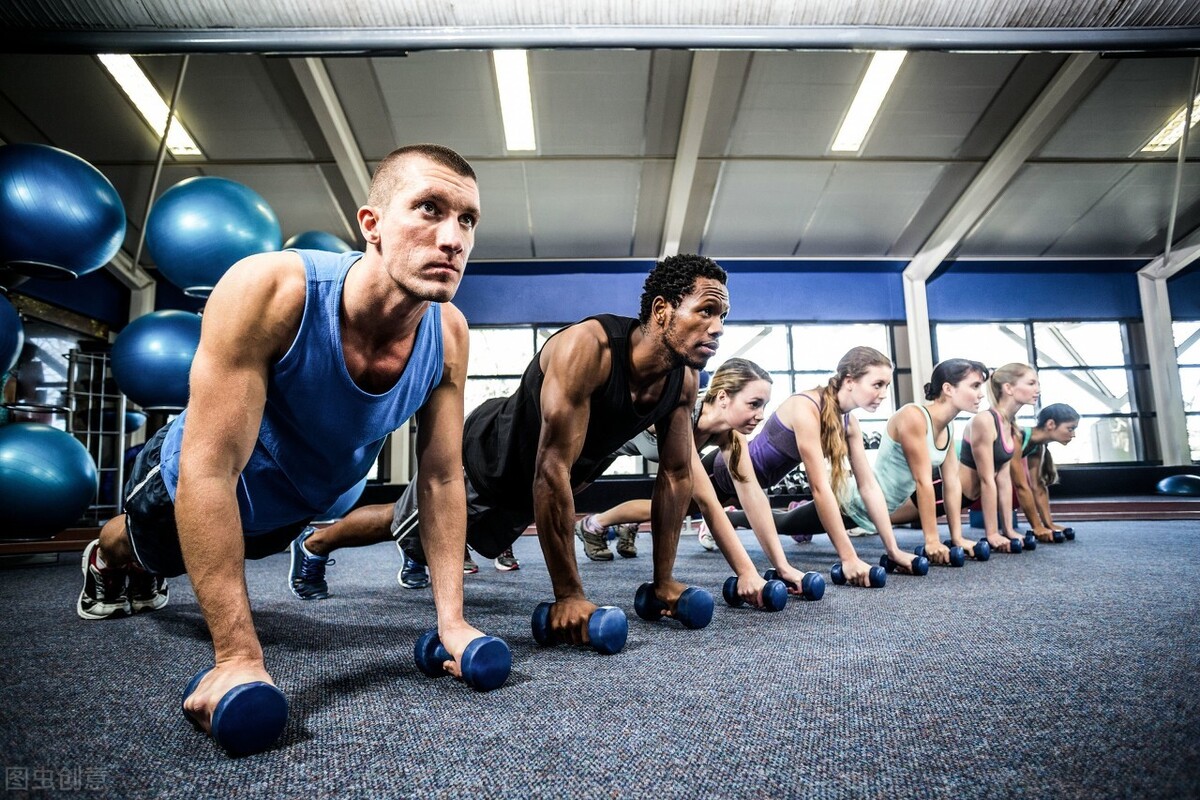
[907,466,946,518]
[392,470,532,563]
[124,424,312,578]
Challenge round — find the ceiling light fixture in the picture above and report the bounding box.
[492,50,537,152]
[1141,93,1200,153]
[97,54,201,156]
[831,51,908,153]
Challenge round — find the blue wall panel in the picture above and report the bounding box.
[1169,268,1200,319]
[927,271,1142,321]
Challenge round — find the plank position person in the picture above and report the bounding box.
[76,144,493,754]
[717,347,926,586]
[309,254,731,646]
[1011,403,1080,543]
[577,358,825,606]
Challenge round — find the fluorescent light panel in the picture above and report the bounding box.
[1142,93,1200,153]
[98,54,201,156]
[492,50,536,152]
[831,50,908,153]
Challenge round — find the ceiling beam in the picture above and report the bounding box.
[289,57,372,212]
[660,51,720,258]
[903,53,1111,282]
[1139,229,1200,280]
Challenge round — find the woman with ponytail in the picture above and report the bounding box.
[577,358,802,605]
[958,362,1040,553]
[713,346,924,586]
[845,358,991,563]
[1010,403,1080,542]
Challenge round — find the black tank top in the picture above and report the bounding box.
[463,314,687,511]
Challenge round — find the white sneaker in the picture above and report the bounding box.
[846,526,870,537]
[697,522,717,551]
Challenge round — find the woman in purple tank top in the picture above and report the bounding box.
[729,346,925,586]
[959,362,1040,553]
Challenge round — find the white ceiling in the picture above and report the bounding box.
[2,4,1200,277]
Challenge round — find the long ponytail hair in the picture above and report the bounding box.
[704,358,772,482]
[813,346,891,498]
[987,362,1034,411]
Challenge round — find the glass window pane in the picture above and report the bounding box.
[535,325,566,351]
[934,323,1028,367]
[1188,414,1200,462]
[1176,322,1200,364]
[465,378,520,417]
[1032,322,1124,367]
[1051,416,1138,464]
[710,324,790,372]
[468,328,535,376]
[1181,367,1200,412]
[600,455,643,476]
[791,324,889,371]
[1037,369,1130,415]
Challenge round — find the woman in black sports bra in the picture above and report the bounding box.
[958,363,1040,554]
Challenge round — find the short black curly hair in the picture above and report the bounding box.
[638,254,728,324]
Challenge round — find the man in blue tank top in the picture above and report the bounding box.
[77,145,490,727]
[314,255,730,649]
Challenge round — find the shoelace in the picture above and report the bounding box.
[298,554,334,581]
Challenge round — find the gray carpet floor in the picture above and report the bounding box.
[1,519,1198,799]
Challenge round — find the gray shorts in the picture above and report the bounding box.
[392,470,532,563]
[124,424,312,577]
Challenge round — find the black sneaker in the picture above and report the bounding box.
[288,527,334,600]
[127,566,169,613]
[77,540,130,620]
[398,556,430,589]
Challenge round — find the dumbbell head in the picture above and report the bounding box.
[1023,531,1038,551]
[722,576,746,608]
[800,572,825,601]
[1061,527,1075,540]
[761,579,788,612]
[458,636,512,691]
[1052,529,1065,543]
[1009,537,1023,554]
[675,587,715,629]
[634,582,664,621]
[531,602,554,646]
[910,555,929,576]
[762,568,780,582]
[588,606,629,655]
[948,546,966,567]
[183,669,289,758]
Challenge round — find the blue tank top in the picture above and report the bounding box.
[159,249,444,533]
[841,404,951,532]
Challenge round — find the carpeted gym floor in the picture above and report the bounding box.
[1,519,1198,799]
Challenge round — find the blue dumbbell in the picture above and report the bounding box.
[1005,536,1024,553]
[914,544,965,568]
[880,552,929,576]
[1061,527,1075,541]
[830,562,887,587]
[946,538,990,561]
[1022,531,1038,551]
[413,629,511,691]
[634,582,714,629]
[182,669,288,757]
[763,568,826,601]
[531,602,628,654]
[722,575,787,612]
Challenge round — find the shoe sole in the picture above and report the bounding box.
[77,541,129,620]
[494,561,520,571]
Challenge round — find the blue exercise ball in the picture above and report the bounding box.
[0,143,127,279]
[319,476,368,521]
[111,310,202,411]
[1157,474,1200,497]
[99,409,147,433]
[146,176,281,297]
[283,230,354,253]
[0,294,23,374]
[0,423,98,538]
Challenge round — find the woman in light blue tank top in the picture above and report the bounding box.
[866,359,992,563]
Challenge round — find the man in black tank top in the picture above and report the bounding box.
[318,254,729,649]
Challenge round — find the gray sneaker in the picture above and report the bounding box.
[615,523,639,558]
[574,517,613,561]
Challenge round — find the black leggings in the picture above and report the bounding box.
[726,503,853,537]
